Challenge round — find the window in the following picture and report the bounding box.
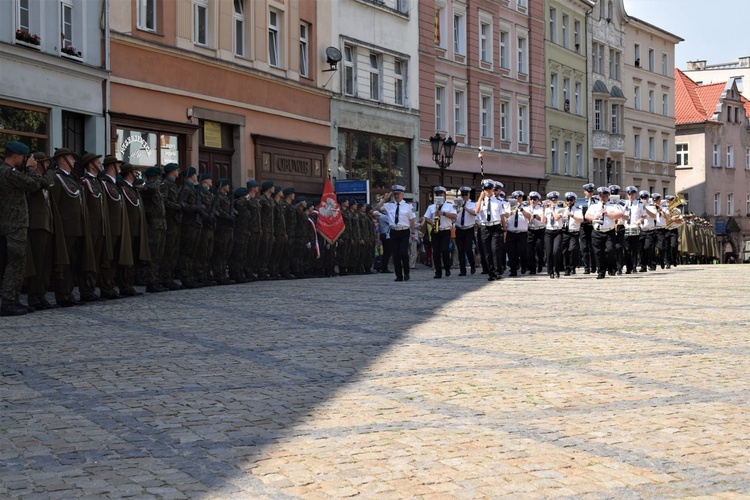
[299,23,310,77]
[634,134,641,159]
[18,0,30,32]
[480,94,492,138]
[634,43,640,66]
[549,8,557,44]
[550,139,558,174]
[573,20,581,53]
[61,0,73,49]
[368,53,381,101]
[662,53,668,76]
[609,49,620,80]
[563,78,570,110]
[0,100,50,153]
[193,0,208,46]
[611,104,618,134]
[343,45,355,96]
[713,144,720,167]
[746,147,750,169]
[396,0,408,13]
[662,139,669,163]
[268,9,281,67]
[574,82,581,114]
[435,85,446,131]
[714,193,721,215]
[746,194,750,215]
[576,143,583,176]
[607,0,613,19]
[62,111,85,155]
[517,0,527,9]
[453,12,465,56]
[594,99,602,130]
[727,193,734,215]
[338,130,412,191]
[394,59,405,106]
[434,6,446,48]
[634,86,640,109]
[500,101,509,141]
[648,48,654,72]
[233,0,245,56]
[648,90,654,113]
[735,107,740,124]
[648,136,655,161]
[564,141,571,175]
[480,20,491,63]
[454,90,465,135]
[518,104,527,144]
[561,14,569,49]
[662,93,668,116]
[137,0,156,32]
[592,43,601,73]
[517,35,527,74]
[550,73,558,108]
[499,30,509,69]
[727,145,734,168]
[676,143,688,166]
[727,106,732,123]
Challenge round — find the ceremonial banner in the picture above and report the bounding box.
[316,178,345,244]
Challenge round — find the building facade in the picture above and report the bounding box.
[0,0,108,155]
[674,70,750,263]
[684,57,750,100]
[544,0,594,195]
[418,0,547,210]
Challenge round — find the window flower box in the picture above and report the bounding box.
[61,45,83,61]
[15,29,41,49]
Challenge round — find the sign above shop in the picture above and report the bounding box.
[275,155,311,175]
[119,134,152,160]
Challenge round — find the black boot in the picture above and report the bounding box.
[1,300,28,317]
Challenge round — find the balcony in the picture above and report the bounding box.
[609,134,625,154]
[592,130,610,152]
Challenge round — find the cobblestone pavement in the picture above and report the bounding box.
[2,264,750,498]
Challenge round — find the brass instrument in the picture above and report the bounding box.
[434,195,445,232]
[665,193,686,229]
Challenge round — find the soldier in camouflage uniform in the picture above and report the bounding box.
[293,195,308,277]
[244,179,261,281]
[141,167,167,293]
[211,178,235,285]
[280,187,297,279]
[118,163,150,296]
[271,185,286,279]
[159,163,183,290]
[229,187,250,283]
[349,200,363,274]
[362,204,376,274]
[337,198,350,275]
[196,173,215,285]
[177,167,203,288]
[256,180,275,280]
[79,152,111,302]
[0,142,42,316]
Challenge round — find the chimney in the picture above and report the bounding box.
[687,60,706,71]
[739,57,750,68]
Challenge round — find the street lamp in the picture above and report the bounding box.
[429,132,457,187]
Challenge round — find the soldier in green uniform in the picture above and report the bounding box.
[118,163,150,296]
[79,152,113,302]
[100,155,130,300]
[159,163,183,290]
[362,204,376,274]
[244,179,262,281]
[177,167,202,288]
[337,198,350,275]
[211,178,235,285]
[349,200,363,274]
[0,142,43,316]
[229,187,250,283]
[256,180,274,280]
[196,173,215,285]
[293,195,308,278]
[270,185,286,279]
[280,187,297,279]
[141,167,167,293]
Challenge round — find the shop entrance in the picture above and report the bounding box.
[199,149,232,181]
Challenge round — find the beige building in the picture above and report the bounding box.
[684,57,750,100]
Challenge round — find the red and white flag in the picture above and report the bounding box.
[316,178,345,244]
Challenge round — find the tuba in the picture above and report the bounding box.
[665,193,686,229]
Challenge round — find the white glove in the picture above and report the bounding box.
[306,242,312,248]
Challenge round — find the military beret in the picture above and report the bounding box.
[273,185,282,194]
[597,186,610,195]
[32,151,48,162]
[391,184,405,192]
[340,198,350,206]
[283,187,295,195]
[309,198,320,207]
[234,187,249,198]
[4,141,30,155]
[216,178,230,188]
[366,204,373,211]
[185,167,198,178]
[164,163,180,173]
[247,179,259,189]
[80,152,102,167]
[296,195,307,203]
[349,199,358,206]
[53,147,74,160]
[145,167,161,178]
[103,155,121,166]
[198,172,212,182]
[119,162,136,176]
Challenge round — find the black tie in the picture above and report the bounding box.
[460,205,465,226]
[514,206,519,227]
[486,198,491,222]
[394,201,400,226]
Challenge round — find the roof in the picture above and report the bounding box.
[592,80,609,94]
[674,68,724,125]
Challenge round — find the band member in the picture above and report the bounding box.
[423,186,456,279]
[652,193,667,270]
[624,186,646,274]
[585,186,625,279]
[495,183,510,275]
[454,186,476,276]
[541,192,563,278]
[475,179,505,281]
[580,183,596,274]
[505,191,529,277]
[526,191,545,275]
[375,185,416,282]
[561,192,583,276]
[664,195,681,268]
[639,190,656,272]
[609,185,626,274]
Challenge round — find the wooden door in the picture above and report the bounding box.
[198,149,232,181]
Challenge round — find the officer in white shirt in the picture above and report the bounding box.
[638,190,656,272]
[423,186,457,279]
[526,191,545,275]
[475,178,505,281]
[542,191,564,278]
[652,193,667,270]
[624,186,646,274]
[609,185,626,275]
[585,186,626,279]
[664,194,681,269]
[495,183,510,275]
[454,186,477,276]
[375,184,416,282]
[562,192,584,276]
[580,183,597,274]
[505,191,530,276]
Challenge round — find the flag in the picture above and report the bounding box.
[316,178,345,244]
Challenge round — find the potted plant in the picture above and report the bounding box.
[61,45,82,59]
[15,29,41,48]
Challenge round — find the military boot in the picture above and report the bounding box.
[1,299,28,316]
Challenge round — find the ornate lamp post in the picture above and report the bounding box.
[429,132,457,187]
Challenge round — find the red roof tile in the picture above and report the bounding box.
[674,69,724,125]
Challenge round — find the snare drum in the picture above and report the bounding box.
[625,225,641,237]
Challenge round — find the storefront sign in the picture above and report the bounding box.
[335,179,369,205]
[119,134,152,159]
[714,218,726,235]
[204,121,222,148]
[275,155,310,175]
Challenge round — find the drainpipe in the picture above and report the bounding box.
[103,0,111,153]
[585,8,592,184]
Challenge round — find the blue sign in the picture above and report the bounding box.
[334,180,368,194]
[714,218,726,235]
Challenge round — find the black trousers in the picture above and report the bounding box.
[455,227,476,273]
[639,230,655,270]
[653,228,667,268]
[625,233,640,272]
[432,230,452,276]
[527,229,545,273]
[390,228,410,279]
[505,231,527,273]
[544,229,563,275]
[380,233,392,271]
[479,225,503,276]
[562,230,579,273]
[580,224,594,272]
[592,230,616,277]
[614,228,625,272]
[666,228,679,266]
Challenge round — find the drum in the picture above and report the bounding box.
[625,225,641,237]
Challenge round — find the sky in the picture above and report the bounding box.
[624,0,750,69]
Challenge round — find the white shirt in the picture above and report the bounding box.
[528,204,545,229]
[625,199,646,228]
[424,200,456,230]
[545,206,564,230]
[456,199,476,228]
[654,202,667,228]
[381,200,415,229]
[507,203,530,232]
[589,201,622,231]
[641,204,657,231]
[475,195,505,225]
[565,205,583,232]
